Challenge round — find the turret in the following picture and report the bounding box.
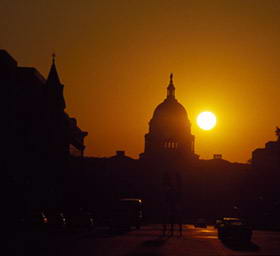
[46,54,65,111]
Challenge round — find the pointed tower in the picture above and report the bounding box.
[45,54,69,158]
[142,74,195,161]
[46,54,65,111]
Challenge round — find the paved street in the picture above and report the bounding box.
[14,225,280,256]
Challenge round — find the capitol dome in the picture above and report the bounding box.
[149,74,191,136]
[142,74,195,160]
[153,98,187,118]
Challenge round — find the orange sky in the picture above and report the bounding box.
[3,0,280,162]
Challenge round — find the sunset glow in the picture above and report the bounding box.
[4,0,280,162]
[197,112,216,130]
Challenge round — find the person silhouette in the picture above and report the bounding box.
[162,186,183,237]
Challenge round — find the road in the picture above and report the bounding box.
[13,225,280,256]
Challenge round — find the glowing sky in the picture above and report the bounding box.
[3,0,280,162]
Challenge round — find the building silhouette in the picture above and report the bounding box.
[0,50,87,160]
[250,127,280,228]
[1,49,87,211]
[5,48,280,228]
[252,127,280,171]
[141,74,197,161]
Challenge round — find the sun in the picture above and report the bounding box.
[197,111,217,130]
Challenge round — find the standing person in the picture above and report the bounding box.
[161,171,184,237]
[169,193,183,237]
[162,186,183,236]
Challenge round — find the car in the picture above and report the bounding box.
[110,198,143,231]
[21,210,48,230]
[217,217,252,242]
[194,218,207,228]
[46,210,67,230]
[67,208,94,230]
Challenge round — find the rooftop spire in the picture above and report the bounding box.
[47,53,61,85]
[52,53,56,65]
[167,73,175,99]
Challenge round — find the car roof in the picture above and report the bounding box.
[119,198,142,202]
[222,217,240,221]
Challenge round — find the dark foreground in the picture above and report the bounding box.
[11,225,280,256]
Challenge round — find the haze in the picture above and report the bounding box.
[3,0,280,162]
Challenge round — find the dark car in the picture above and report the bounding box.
[194,218,207,228]
[217,217,252,242]
[110,198,143,230]
[67,208,94,230]
[46,210,67,230]
[21,210,48,230]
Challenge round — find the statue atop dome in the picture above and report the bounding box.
[167,73,175,99]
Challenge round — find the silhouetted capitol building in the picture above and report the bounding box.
[141,74,197,161]
[4,49,280,226]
